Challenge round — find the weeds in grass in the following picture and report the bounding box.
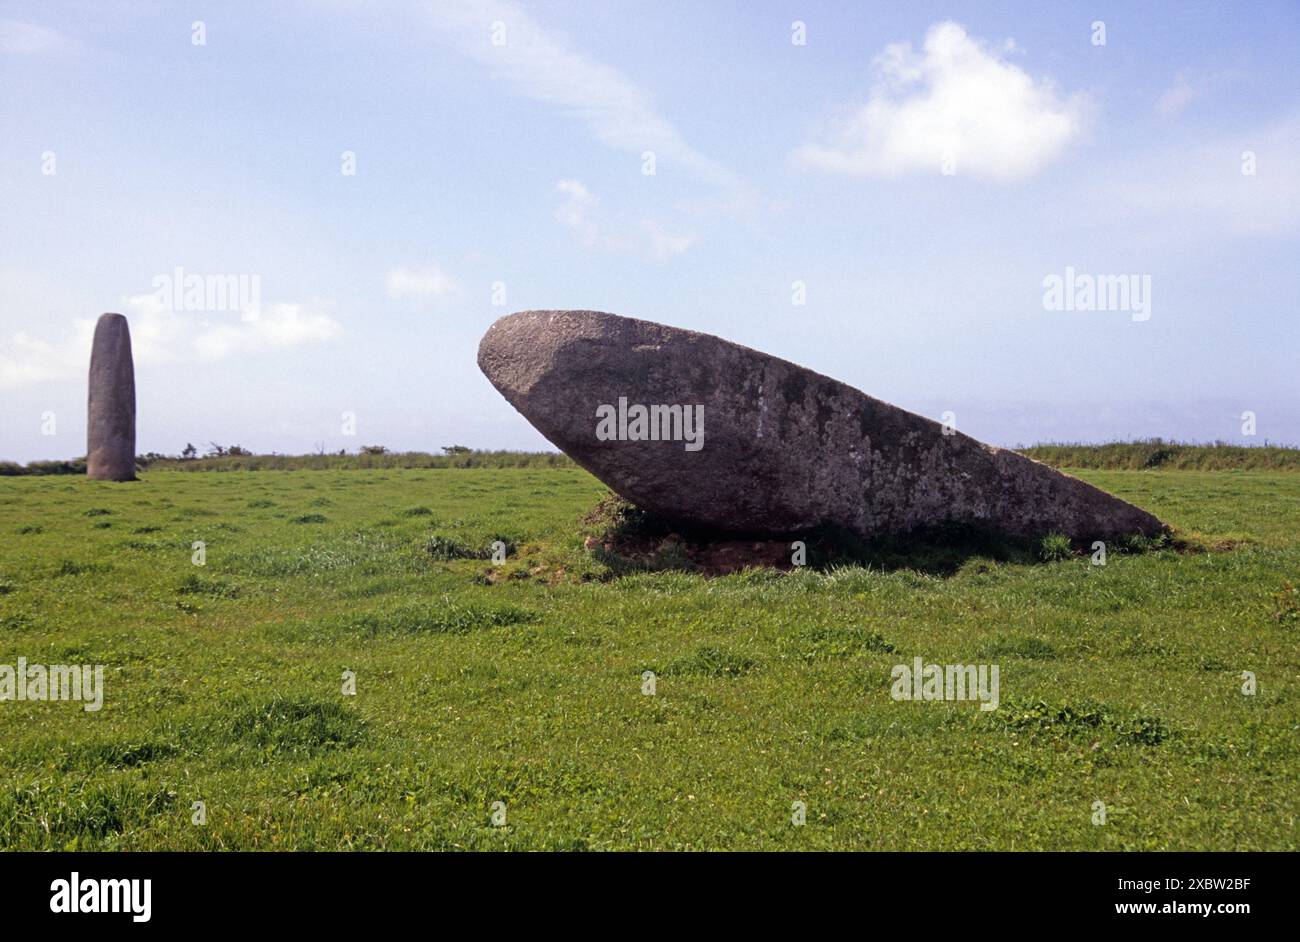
[0,781,176,848]
[663,646,757,677]
[1273,580,1299,627]
[221,695,363,754]
[58,740,181,771]
[331,601,536,637]
[1038,533,1073,562]
[778,626,895,661]
[425,534,488,560]
[425,533,515,561]
[176,573,241,599]
[979,636,1059,660]
[54,559,102,577]
[991,699,1172,746]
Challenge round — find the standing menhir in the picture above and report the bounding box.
[86,312,137,481]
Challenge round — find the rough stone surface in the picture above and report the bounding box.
[86,312,137,482]
[478,310,1168,542]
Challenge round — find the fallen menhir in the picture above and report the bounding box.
[478,309,1168,543]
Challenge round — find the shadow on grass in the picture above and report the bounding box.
[581,493,1169,578]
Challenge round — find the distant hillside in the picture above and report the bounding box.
[1019,440,1300,471]
[139,450,576,472]
[4,440,1297,475]
[0,450,575,475]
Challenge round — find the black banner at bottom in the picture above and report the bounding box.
[0,851,1288,928]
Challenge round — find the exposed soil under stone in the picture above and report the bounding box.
[585,529,797,576]
[580,493,805,576]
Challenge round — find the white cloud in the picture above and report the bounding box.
[385,263,460,301]
[190,302,343,360]
[430,1,736,187]
[0,20,73,55]
[553,179,697,262]
[0,329,87,388]
[0,295,343,389]
[639,219,698,263]
[795,21,1086,180]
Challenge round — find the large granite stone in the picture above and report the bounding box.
[478,310,1167,542]
[86,312,136,482]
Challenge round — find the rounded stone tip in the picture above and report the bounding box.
[479,311,617,400]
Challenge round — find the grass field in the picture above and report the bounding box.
[1,466,1297,850]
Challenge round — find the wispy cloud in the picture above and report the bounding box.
[0,19,74,55]
[553,179,697,262]
[1155,74,1199,118]
[1155,69,1244,117]
[385,263,460,301]
[429,0,737,188]
[795,21,1086,180]
[553,179,601,248]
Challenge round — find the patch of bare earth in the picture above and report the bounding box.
[584,530,794,576]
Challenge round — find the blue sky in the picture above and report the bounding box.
[2,0,1297,462]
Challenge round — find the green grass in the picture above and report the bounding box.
[0,466,1296,850]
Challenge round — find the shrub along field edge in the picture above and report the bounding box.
[2,440,1297,476]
